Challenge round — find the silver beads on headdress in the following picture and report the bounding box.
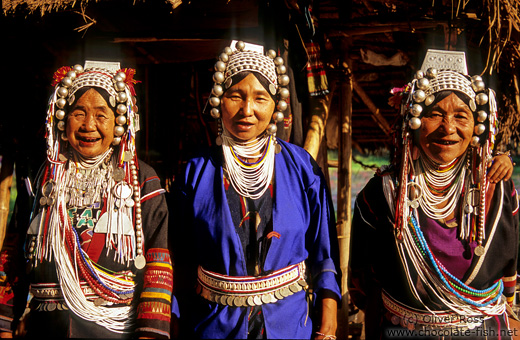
[52,64,137,147]
[404,50,495,148]
[209,41,290,148]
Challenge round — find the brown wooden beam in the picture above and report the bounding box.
[352,79,392,136]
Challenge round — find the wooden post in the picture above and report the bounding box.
[336,58,353,339]
[0,155,14,251]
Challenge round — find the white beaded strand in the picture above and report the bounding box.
[221,127,275,200]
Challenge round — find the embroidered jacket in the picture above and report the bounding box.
[349,170,519,338]
[0,160,175,338]
[170,139,341,339]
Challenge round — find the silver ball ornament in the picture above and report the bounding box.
[278,88,290,99]
[424,95,435,106]
[114,126,125,137]
[66,70,77,80]
[477,110,488,123]
[57,120,66,131]
[116,115,127,126]
[411,104,423,117]
[57,87,69,98]
[470,136,480,147]
[417,77,429,90]
[273,111,284,123]
[426,68,438,78]
[278,75,290,86]
[115,81,126,92]
[114,74,124,83]
[210,108,221,119]
[61,77,73,88]
[56,98,67,109]
[73,64,84,73]
[277,100,288,112]
[409,117,421,130]
[266,123,277,135]
[213,72,225,84]
[224,47,233,55]
[472,80,485,93]
[116,72,126,81]
[471,75,483,82]
[475,93,489,106]
[235,41,246,51]
[415,70,424,79]
[267,50,277,59]
[112,137,121,146]
[215,61,226,72]
[212,85,224,97]
[474,123,486,135]
[209,96,221,107]
[117,104,127,115]
[274,57,284,66]
[61,133,68,141]
[412,90,426,103]
[276,65,287,75]
[219,53,229,63]
[55,110,66,120]
[117,91,128,103]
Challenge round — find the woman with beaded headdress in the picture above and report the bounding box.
[170,41,341,339]
[0,62,174,338]
[349,49,518,339]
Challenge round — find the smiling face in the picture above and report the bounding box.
[66,88,115,158]
[418,92,475,164]
[220,73,275,142]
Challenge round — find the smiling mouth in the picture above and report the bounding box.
[77,136,101,144]
[434,140,458,145]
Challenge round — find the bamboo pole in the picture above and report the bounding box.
[303,94,332,160]
[336,60,353,340]
[0,155,14,251]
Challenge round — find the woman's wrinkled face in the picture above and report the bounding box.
[66,88,115,158]
[418,92,474,164]
[220,73,275,142]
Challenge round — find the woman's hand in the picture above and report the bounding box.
[487,154,514,184]
[314,290,338,340]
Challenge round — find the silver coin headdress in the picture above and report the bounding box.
[46,60,140,164]
[208,40,290,146]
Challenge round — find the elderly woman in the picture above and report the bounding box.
[349,50,518,339]
[170,41,341,339]
[0,62,174,338]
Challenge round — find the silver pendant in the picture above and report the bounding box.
[134,254,146,269]
[113,168,125,182]
[113,182,133,200]
[94,211,134,235]
[474,245,485,256]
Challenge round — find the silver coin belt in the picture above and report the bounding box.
[197,261,308,307]
[382,290,485,331]
[30,281,134,311]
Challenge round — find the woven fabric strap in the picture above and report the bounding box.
[197,261,308,307]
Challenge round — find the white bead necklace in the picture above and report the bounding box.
[415,152,466,220]
[221,127,275,200]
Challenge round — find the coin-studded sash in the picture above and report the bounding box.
[197,261,308,307]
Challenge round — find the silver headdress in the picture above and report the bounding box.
[208,40,290,147]
[47,61,140,163]
[404,49,497,150]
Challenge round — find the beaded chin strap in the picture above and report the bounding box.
[208,40,290,152]
[395,49,498,255]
